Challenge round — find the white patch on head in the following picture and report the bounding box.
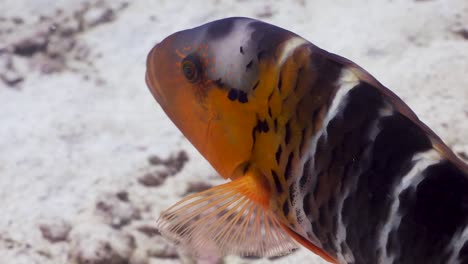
[204,19,258,91]
[377,149,442,264]
[277,37,307,67]
[447,225,468,264]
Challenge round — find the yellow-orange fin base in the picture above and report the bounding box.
[156,176,298,257]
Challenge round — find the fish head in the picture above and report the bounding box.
[146,17,278,179]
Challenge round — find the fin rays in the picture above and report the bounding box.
[157,178,298,257]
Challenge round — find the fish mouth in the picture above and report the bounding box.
[145,44,166,106]
[145,70,164,106]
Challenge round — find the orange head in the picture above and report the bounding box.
[145,17,299,179]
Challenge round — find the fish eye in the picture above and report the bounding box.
[181,54,201,83]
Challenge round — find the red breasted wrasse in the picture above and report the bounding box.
[145,17,468,264]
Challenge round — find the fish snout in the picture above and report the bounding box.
[145,43,165,105]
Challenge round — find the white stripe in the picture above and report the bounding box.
[335,104,392,264]
[322,68,359,139]
[377,149,441,263]
[447,225,468,264]
[293,68,359,250]
[277,37,307,67]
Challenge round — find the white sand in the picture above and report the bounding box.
[0,0,467,263]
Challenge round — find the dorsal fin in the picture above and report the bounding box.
[156,174,298,257]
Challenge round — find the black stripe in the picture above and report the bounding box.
[303,192,312,216]
[271,170,283,193]
[293,67,303,91]
[299,127,306,155]
[252,80,259,90]
[289,184,295,206]
[313,171,323,200]
[256,119,269,133]
[299,158,311,189]
[311,107,320,131]
[251,125,257,149]
[275,145,282,164]
[278,74,283,92]
[285,152,293,180]
[268,90,274,101]
[395,160,468,263]
[285,120,291,145]
[282,200,290,217]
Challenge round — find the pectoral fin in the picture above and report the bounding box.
[156,175,298,257]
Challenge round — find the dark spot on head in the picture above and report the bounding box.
[257,50,265,61]
[214,78,224,87]
[227,89,238,101]
[252,80,260,90]
[240,46,244,54]
[271,170,283,193]
[245,60,253,71]
[268,106,272,118]
[238,90,248,103]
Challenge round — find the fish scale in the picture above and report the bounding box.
[146,17,468,264]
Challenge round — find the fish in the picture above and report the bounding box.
[145,17,468,264]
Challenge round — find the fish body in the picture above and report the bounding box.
[146,17,468,264]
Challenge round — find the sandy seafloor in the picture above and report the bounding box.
[0,0,467,263]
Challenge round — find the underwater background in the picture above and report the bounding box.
[0,0,467,263]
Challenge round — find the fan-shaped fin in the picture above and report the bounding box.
[156,175,298,257]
